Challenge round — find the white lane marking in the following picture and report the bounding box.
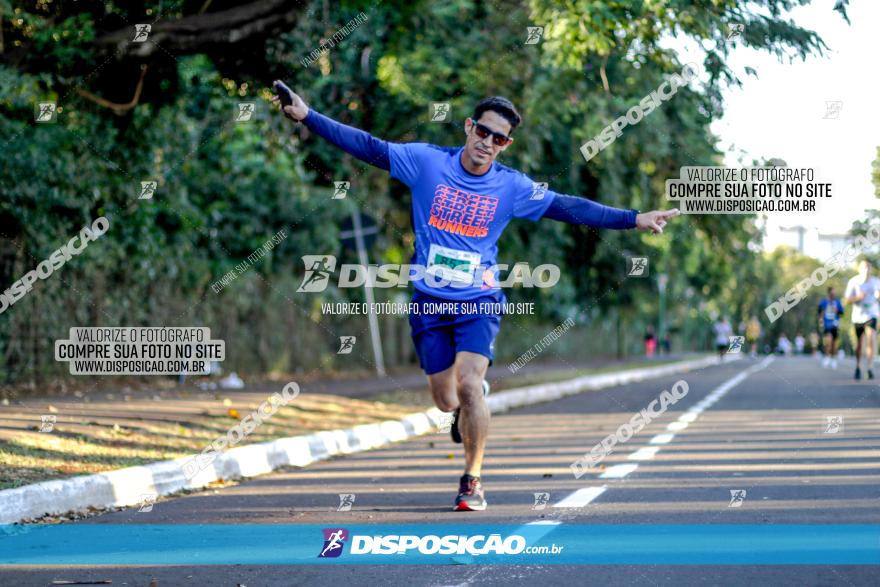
[551,356,774,510]
[628,446,660,460]
[600,463,639,478]
[665,358,772,434]
[706,371,750,397]
[649,433,675,444]
[627,446,660,461]
[552,486,607,508]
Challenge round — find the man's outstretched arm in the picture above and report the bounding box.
[272,80,390,171]
[542,193,680,234]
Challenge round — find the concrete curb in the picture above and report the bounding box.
[0,355,721,524]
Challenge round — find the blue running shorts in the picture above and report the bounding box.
[408,288,505,375]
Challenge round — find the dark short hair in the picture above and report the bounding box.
[473,96,522,131]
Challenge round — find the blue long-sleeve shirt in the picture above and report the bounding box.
[302,109,637,299]
[303,109,637,229]
[304,109,393,171]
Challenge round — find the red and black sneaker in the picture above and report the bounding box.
[453,474,487,511]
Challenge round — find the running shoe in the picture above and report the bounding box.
[453,474,487,511]
[855,367,861,380]
[450,380,490,444]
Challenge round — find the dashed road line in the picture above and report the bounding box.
[552,486,607,508]
[551,356,774,509]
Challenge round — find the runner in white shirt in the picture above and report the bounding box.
[777,334,792,356]
[844,259,880,380]
[713,317,733,361]
[794,333,805,355]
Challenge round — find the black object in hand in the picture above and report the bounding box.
[274,80,294,108]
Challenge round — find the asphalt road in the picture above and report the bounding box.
[4,355,880,586]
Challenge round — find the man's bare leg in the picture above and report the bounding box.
[453,351,490,477]
[867,327,876,375]
[426,364,458,413]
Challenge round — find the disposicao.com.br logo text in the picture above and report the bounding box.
[317,528,563,557]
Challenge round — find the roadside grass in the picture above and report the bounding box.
[0,393,420,490]
[0,356,702,490]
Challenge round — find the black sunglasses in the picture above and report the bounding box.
[470,119,512,147]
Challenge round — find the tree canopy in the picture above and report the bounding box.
[0,0,854,384]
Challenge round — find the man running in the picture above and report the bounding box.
[273,83,679,510]
[745,315,761,358]
[713,316,732,361]
[817,286,844,368]
[844,259,880,380]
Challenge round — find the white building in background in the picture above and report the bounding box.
[762,222,851,261]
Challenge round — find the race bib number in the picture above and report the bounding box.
[426,244,480,284]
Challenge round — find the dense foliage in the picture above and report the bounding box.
[0,0,853,384]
